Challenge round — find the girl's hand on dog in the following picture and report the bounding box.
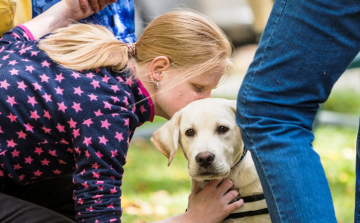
[187,179,244,223]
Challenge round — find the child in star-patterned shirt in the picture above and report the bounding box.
[0,1,244,223]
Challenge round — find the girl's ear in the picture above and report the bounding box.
[149,56,170,81]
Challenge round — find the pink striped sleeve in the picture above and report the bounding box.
[17,25,35,40]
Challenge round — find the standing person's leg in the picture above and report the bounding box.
[356,127,360,222]
[236,0,360,222]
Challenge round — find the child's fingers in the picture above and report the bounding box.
[191,182,202,195]
[78,0,89,13]
[88,0,100,13]
[205,179,223,189]
[98,0,108,10]
[223,189,240,203]
[227,198,244,212]
[215,179,235,195]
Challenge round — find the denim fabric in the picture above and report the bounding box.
[357,125,360,223]
[32,0,136,43]
[236,0,360,222]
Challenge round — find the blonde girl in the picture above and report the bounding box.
[0,0,243,222]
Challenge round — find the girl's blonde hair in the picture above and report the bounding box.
[38,10,233,85]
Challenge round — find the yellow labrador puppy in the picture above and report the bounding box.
[151,98,271,223]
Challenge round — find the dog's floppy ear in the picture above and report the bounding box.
[150,111,182,166]
[229,100,237,113]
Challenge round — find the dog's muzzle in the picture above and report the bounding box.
[195,151,219,175]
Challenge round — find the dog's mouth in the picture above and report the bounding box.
[198,167,218,175]
[200,172,214,176]
[193,167,228,181]
[199,172,221,181]
[195,173,225,181]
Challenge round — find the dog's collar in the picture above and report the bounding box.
[225,194,269,220]
[231,147,248,169]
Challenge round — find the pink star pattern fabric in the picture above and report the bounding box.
[0,26,154,223]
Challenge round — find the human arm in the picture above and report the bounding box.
[153,180,244,223]
[22,0,116,40]
[72,114,132,222]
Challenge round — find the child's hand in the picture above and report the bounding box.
[64,0,117,21]
[79,0,117,14]
[186,179,244,223]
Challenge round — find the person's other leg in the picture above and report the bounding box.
[0,192,75,223]
[1,175,76,221]
[236,0,360,222]
[247,0,273,42]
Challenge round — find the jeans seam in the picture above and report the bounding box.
[240,0,288,222]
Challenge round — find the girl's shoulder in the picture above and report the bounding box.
[0,26,34,45]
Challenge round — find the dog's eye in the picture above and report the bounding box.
[185,129,195,137]
[217,126,229,134]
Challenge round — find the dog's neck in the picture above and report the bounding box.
[229,152,263,196]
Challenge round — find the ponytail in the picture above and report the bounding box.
[38,10,233,84]
[38,23,129,72]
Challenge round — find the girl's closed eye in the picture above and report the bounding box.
[192,84,203,92]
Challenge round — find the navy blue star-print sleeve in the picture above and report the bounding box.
[72,113,134,222]
[0,26,34,50]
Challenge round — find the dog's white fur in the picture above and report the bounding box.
[151,98,271,223]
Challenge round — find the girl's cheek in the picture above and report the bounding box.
[189,91,200,99]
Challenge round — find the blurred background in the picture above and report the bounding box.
[123,0,360,222]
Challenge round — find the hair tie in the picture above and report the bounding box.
[127,43,136,57]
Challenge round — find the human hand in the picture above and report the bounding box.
[79,0,118,14]
[63,0,117,21]
[186,179,244,223]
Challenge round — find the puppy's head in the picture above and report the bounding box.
[150,98,244,182]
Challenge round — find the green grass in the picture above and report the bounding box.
[322,89,360,115]
[121,89,360,222]
[313,125,357,223]
[122,139,189,223]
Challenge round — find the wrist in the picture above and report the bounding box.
[22,0,74,39]
[180,212,202,223]
[59,1,76,24]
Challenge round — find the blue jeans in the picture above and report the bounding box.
[236,0,360,222]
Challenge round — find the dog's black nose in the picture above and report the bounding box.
[195,151,215,168]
